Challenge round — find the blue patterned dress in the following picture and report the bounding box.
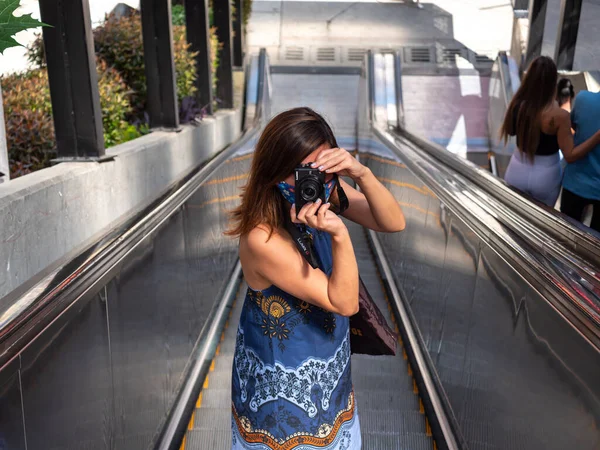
[231,184,361,450]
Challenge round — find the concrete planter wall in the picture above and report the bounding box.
[0,108,242,300]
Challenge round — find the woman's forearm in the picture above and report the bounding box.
[328,230,359,316]
[356,168,406,231]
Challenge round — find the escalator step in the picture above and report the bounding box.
[199,388,231,408]
[192,407,232,430]
[203,373,233,390]
[186,429,231,450]
[352,354,412,375]
[359,410,427,435]
[361,431,435,450]
[219,339,237,355]
[213,354,234,371]
[353,373,414,391]
[354,389,421,412]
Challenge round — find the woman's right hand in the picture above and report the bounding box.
[291,200,347,237]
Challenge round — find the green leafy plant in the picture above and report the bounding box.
[1,60,140,178]
[171,4,185,26]
[0,0,47,54]
[93,12,200,121]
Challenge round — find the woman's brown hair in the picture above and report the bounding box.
[226,107,338,238]
[499,56,558,161]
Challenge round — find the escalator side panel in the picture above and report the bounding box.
[363,149,600,450]
[0,360,27,450]
[6,154,252,450]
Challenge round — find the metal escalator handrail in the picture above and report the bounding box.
[396,126,600,266]
[378,126,600,335]
[384,49,600,267]
[0,48,270,370]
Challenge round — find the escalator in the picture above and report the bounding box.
[1,48,599,450]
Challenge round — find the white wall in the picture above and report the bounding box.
[0,0,139,75]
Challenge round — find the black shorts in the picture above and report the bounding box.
[560,188,600,232]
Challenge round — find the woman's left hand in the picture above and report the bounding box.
[311,148,367,181]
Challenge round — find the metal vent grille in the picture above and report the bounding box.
[284,47,304,61]
[347,48,366,62]
[408,47,432,63]
[316,47,336,62]
[443,48,463,62]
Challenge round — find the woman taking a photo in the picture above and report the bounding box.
[500,56,600,206]
[226,107,405,449]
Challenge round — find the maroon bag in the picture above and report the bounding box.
[349,277,398,356]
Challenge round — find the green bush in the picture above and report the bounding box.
[172,4,185,26]
[93,12,201,119]
[243,0,252,31]
[170,4,219,97]
[1,60,139,178]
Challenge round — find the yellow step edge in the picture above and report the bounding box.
[425,418,432,437]
[407,364,412,377]
[210,359,216,372]
[179,435,186,450]
[188,411,195,430]
[196,392,203,408]
[203,376,209,389]
[419,398,425,414]
[413,379,419,394]
[216,344,221,356]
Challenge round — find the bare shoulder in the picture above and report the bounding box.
[243,225,286,255]
[554,106,570,124]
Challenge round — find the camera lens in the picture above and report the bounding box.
[300,178,320,201]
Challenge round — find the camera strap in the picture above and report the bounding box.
[283,209,320,269]
[335,177,349,214]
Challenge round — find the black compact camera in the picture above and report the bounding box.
[294,163,326,210]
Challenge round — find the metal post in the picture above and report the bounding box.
[38,0,105,161]
[214,0,234,108]
[140,0,180,129]
[0,86,9,182]
[555,0,583,70]
[233,0,244,67]
[524,0,548,69]
[394,51,405,130]
[184,0,213,115]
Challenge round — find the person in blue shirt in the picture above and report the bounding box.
[561,90,600,232]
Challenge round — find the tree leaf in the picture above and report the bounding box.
[0,0,48,54]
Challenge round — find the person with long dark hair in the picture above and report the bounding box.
[226,107,405,449]
[500,56,600,206]
[557,78,575,112]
